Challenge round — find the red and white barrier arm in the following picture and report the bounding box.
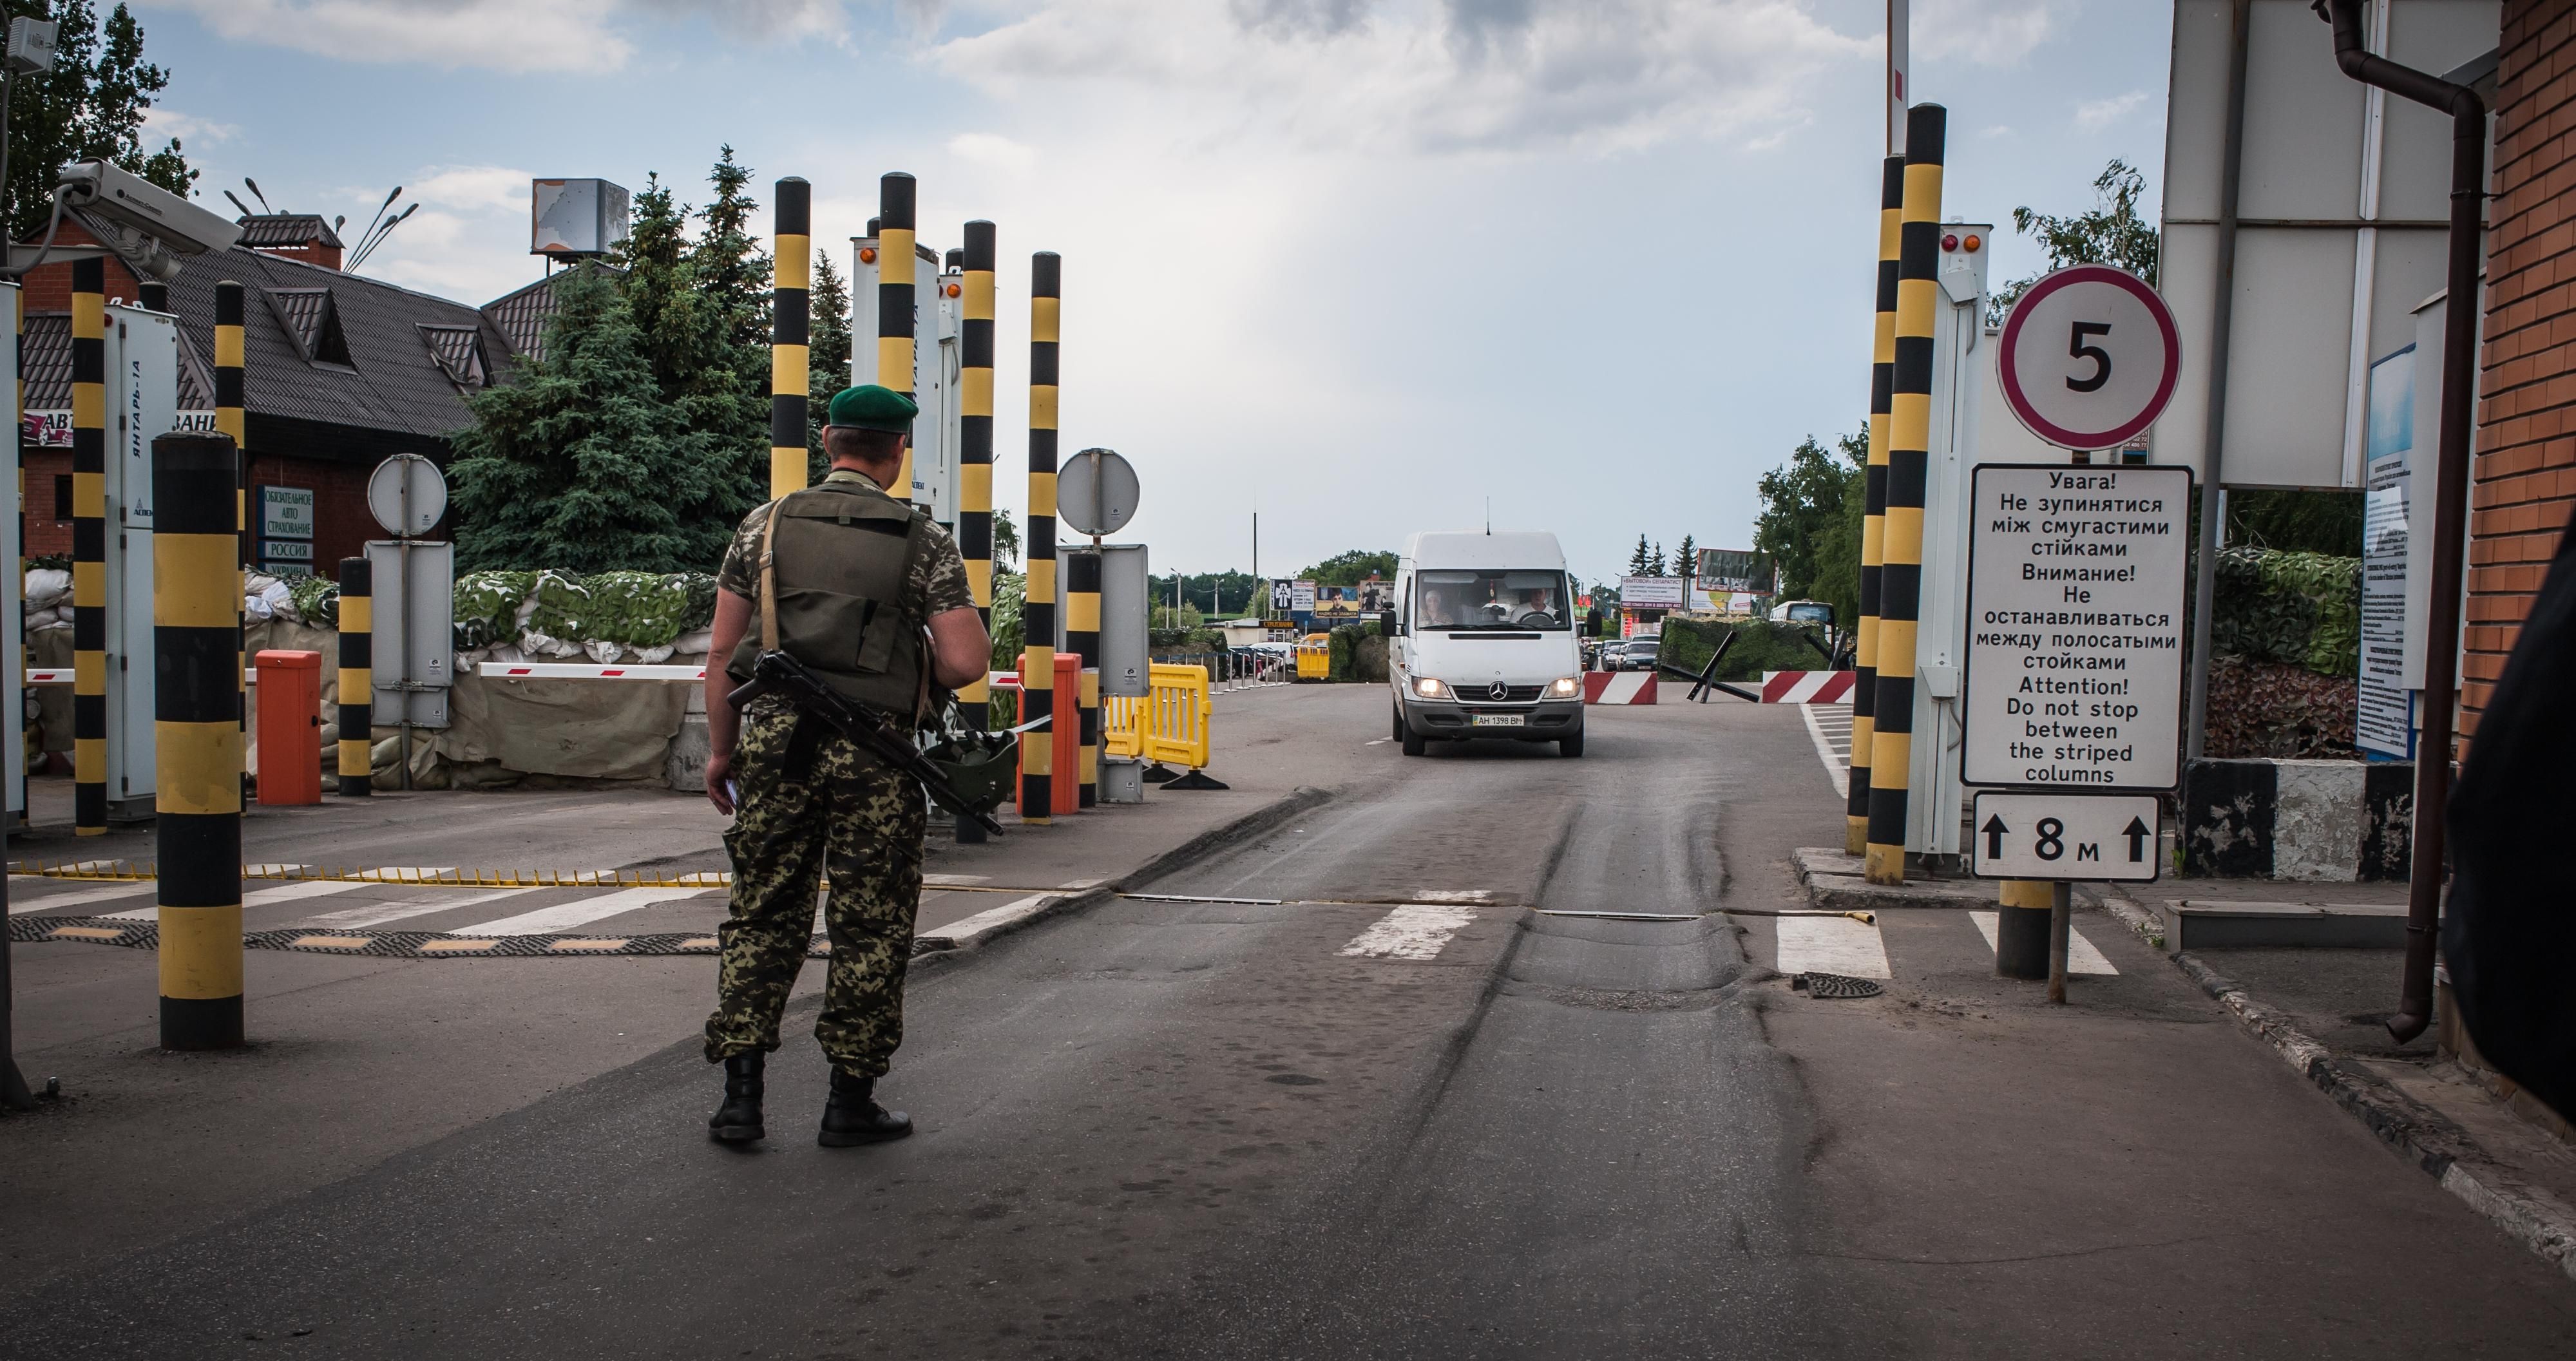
[477,661,708,681]
[25,669,259,685]
[1582,672,1658,705]
[1757,671,1856,703]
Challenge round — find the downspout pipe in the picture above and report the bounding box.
[2315,0,2485,1044]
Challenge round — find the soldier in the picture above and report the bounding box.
[700,385,991,1147]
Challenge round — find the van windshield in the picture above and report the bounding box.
[1415,569,1570,630]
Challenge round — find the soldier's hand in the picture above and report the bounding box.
[706,752,735,816]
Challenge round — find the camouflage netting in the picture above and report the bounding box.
[2200,547,2363,759]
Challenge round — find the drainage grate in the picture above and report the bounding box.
[1792,971,1884,1000]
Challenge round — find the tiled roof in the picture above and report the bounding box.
[418,324,485,388]
[19,312,69,410]
[237,214,343,250]
[479,272,562,365]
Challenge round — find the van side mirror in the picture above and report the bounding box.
[1380,610,1401,638]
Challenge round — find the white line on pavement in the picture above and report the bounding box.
[926,893,1056,949]
[102,877,360,921]
[1775,915,1890,979]
[295,886,553,930]
[1801,703,1849,800]
[1969,911,2119,975]
[1340,904,1476,960]
[454,886,718,936]
[8,880,157,915]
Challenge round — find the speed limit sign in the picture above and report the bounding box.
[1996,263,2180,452]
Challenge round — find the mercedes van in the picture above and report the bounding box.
[1388,531,1585,757]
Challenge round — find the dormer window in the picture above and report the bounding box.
[419,325,487,388]
[266,287,354,370]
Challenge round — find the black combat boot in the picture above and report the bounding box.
[707,1052,766,1144]
[817,1069,911,1147]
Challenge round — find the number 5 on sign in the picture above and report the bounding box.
[1996,263,2180,453]
[1969,792,2162,882]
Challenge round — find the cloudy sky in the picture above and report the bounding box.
[138,0,2171,587]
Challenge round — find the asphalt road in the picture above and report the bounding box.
[10,689,2576,1358]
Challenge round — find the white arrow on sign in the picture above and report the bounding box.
[1969,791,2162,883]
[1996,263,2179,452]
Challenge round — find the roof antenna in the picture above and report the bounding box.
[352,186,402,259]
[243,177,272,213]
[223,189,254,218]
[332,214,346,235]
[1485,497,1491,535]
[348,202,417,269]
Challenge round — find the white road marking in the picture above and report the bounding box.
[1775,915,1890,979]
[1365,737,1391,746]
[296,886,552,930]
[926,892,1055,949]
[1340,904,1476,960]
[1801,703,1849,799]
[1969,911,2119,975]
[922,873,993,886]
[7,880,157,915]
[453,886,716,936]
[101,877,359,921]
[1408,889,1493,903]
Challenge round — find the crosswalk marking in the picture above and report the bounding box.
[1801,703,1850,799]
[1340,904,1476,960]
[1775,915,1890,978]
[1969,911,2119,975]
[453,886,716,936]
[8,880,156,915]
[296,886,551,929]
[102,877,358,921]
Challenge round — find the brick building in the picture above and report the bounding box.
[15,216,554,572]
[2465,2,2576,744]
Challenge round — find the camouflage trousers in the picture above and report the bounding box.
[703,704,927,1078]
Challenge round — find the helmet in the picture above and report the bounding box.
[923,731,1018,814]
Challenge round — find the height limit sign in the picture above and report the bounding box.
[1962,463,2191,794]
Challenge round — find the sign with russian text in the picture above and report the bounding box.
[1961,464,2190,792]
[260,485,316,540]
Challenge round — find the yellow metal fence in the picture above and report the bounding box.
[1103,663,1214,771]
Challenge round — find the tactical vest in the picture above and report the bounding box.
[726,477,930,717]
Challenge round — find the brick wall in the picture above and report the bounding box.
[2467,1,2576,745]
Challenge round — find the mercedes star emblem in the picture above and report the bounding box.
[1488,681,1510,701]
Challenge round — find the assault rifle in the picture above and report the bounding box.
[726,649,1008,837]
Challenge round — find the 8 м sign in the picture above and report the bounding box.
[1970,792,2161,882]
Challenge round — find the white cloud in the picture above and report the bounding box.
[929,0,1871,158]
[948,132,1037,175]
[341,165,542,304]
[405,165,539,214]
[141,107,239,144]
[157,0,854,72]
[1909,0,2073,65]
[2074,89,2148,131]
[1978,124,2015,138]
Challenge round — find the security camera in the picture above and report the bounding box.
[58,160,243,258]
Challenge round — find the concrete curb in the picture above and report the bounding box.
[2170,950,2576,1282]
[1792,848,2102,913]
[910,785,1337,967]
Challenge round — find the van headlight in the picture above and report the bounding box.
[1411,676,1453,700]
[1547,676,1581,698]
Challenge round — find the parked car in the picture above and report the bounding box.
[1621,637,1660,672]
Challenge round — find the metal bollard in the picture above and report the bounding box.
[770,176,810,500]
[336,557,373,796]
[1020,251,1061,823]
[153,433,245,1050]
[70,256,105,836]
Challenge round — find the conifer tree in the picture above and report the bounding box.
[1674,534,1697,587]
[1628,535,1652,576]
[448,267,736,573]
[805,247,853,480]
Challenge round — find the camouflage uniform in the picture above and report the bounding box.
[702,469,975,1078]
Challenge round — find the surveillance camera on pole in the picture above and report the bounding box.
[6,160,245,280]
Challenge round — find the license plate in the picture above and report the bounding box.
[1470,714,1525,727]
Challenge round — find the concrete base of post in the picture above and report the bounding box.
[1845,817,1867,857]
[1995,879,2053,979]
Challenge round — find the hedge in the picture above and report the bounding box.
[1657,618,1830,682]
[2209,546,2360,678]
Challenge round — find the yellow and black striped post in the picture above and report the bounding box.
[70,257,106,836]
[1019,251,1060,823]
[216,281,248,741]
[959,220,997,726]
[336,558,372,797]
[15,286,26,812]
[1848,154,1903,857]
[1067,526,1100,808]
[154,432,245,1049]
[877,173,917,506]
[1865,104,1945,886]
[770,177,810,500]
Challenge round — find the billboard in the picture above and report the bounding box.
[1619,576,1684,609]
[1693,547,1764,593]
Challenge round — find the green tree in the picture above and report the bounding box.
[992,507,1020,569]
[1299,548,1397,586]
[1673,534,1697,587]
[447,267,733,573]
[1989,158,2157,326]
[805,245,853,481]
[1753,432,1868,627]
[3,1,196,240]
[2228,489,2363,557]
[1627,535,1651,576]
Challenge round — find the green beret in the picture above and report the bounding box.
[825,385,918,433]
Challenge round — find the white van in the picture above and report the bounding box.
[1387,531,1586,757]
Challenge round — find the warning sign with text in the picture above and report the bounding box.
[1961,464,2191,792]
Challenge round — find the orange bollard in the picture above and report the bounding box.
[1052,652,1078,815]
[254,649,323,805]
